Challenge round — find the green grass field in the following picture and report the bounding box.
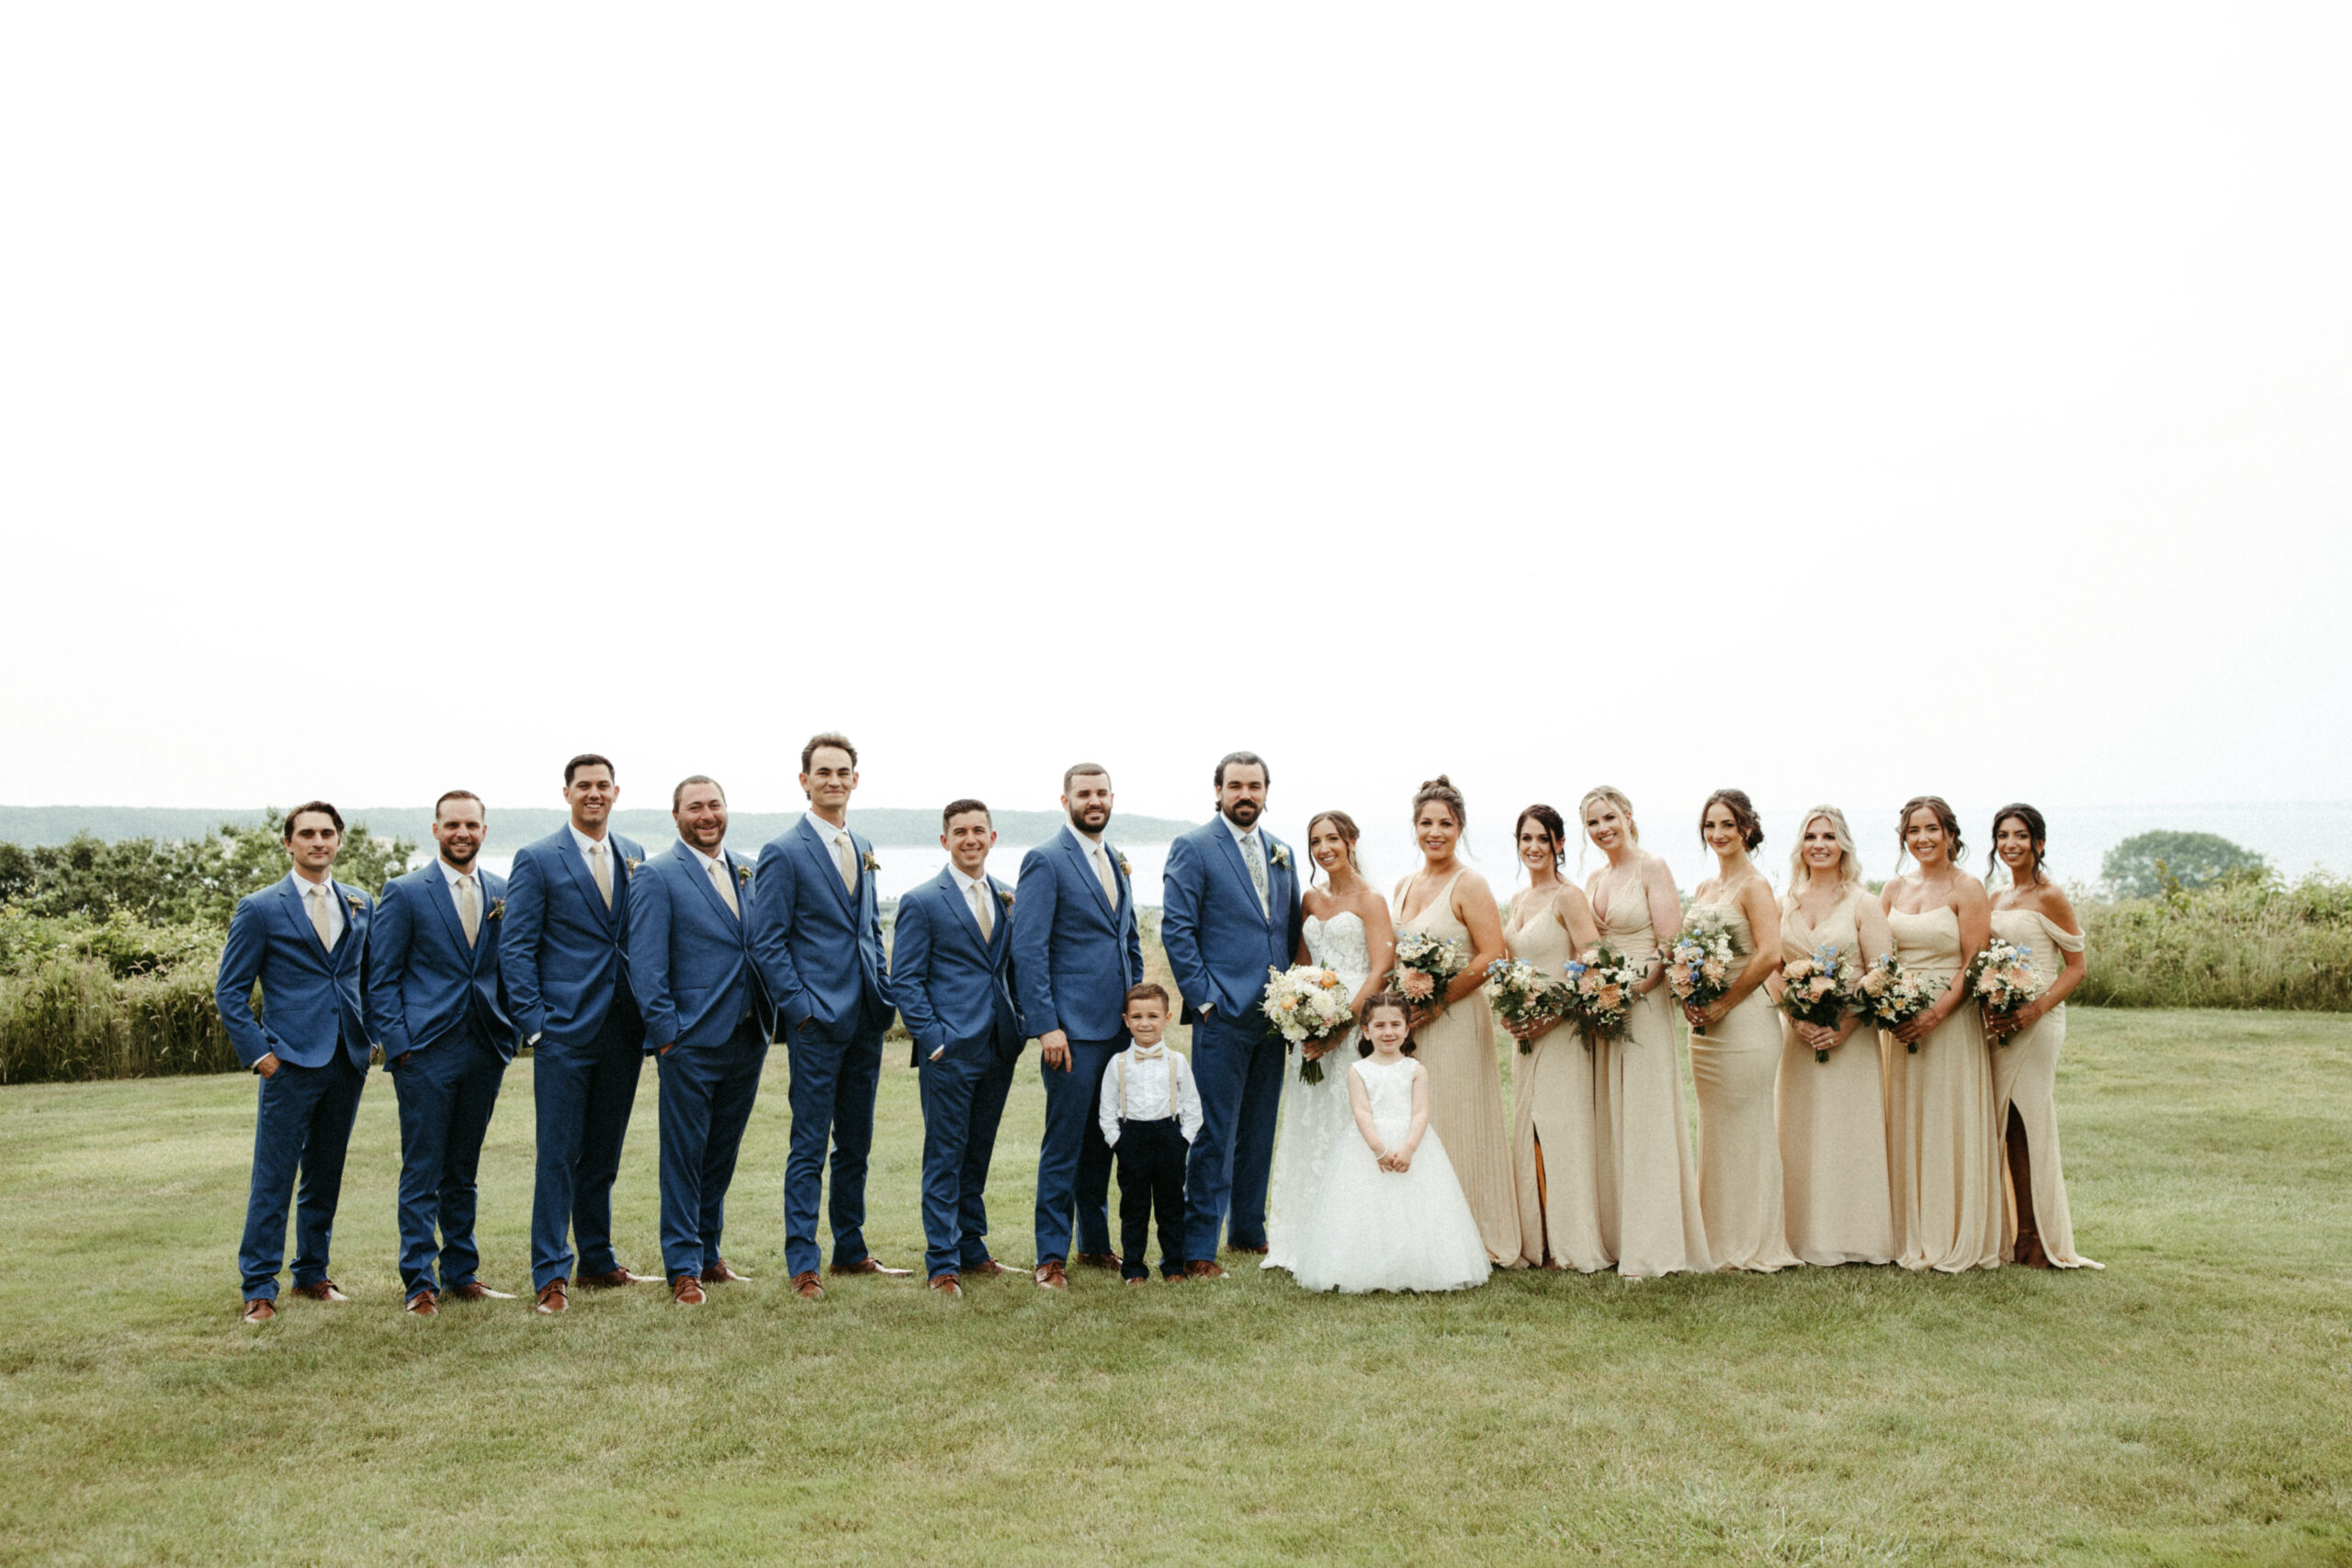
[3,1010,2347,1566]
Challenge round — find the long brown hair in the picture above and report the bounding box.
[1896,795,1965,871]
[1304,809,1363,881]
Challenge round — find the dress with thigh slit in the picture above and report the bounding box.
[1988,908,2100,1269]
[1504,894,1609,1271]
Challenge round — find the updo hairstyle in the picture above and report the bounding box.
[1896,795,1965,868]
[1987,802,2049,885]
[1412,776,1466,833]
[1514,805,1568,871]
[1697,788,1766,852]
[1303,809,1363,879]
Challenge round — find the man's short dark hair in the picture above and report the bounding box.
[563,753,616,787]
[942,798,991,831]
[434,790,484,821]
[1062,762,1110,795]
[1123,981,1170,1013]
[673,774,725,811]
[283,801,345,840]
[801,732,857,773]
[1214,750,1270,789]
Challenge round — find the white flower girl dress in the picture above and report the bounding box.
[1289,1054,1492,1294]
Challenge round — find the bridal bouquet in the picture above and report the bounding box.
[1561,942,1644,1048]
[1391,931,1468,1014]
[1776,944,1860,1063]
[1666,908,1745,1021]
[1854,952,1944,1052]
[1262,964,1355,1084]
[1967,938,2045,1041]
[1483,958,1571,1054]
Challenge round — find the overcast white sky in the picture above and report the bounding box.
[4,5,2347,836]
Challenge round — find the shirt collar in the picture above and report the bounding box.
[437,858,477,886]
[569,822,611,857]
[680,840,728,873]
[952,866,990,897]
[1129,1041,1166,1057]
[1223,814,1259,846]
[807,810,850,844]
[287,869,334,896]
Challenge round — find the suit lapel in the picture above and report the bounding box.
[475,870,504,973]
[797,818,855,919]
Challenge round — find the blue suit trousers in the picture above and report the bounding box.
[238,1053,366,1299]
[1033,1037,1121,1266]
[655,1016,768,1280]
[782,1024,885,1278]
[390,1028,508,1297]
[916,1040,1018,1278]
[1182,1013,1287,1261]
[530,1009,645,1289]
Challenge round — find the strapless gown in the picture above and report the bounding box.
[1988,908,2100,1269]
[1685,899,1797,1272]
[1883,908,2003,1271]
[1263,911,1372,1274]
[1591,878,1711,1277]
[1394,872,1521,1265]
[1775,887,1895,1266]
[1504,897,1609,1272]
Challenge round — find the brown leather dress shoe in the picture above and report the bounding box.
[1123,1276,1151,1287]
[1073,1252,1121,1270]
[827,1258,913,1278]
[790,1271,827,1301]
[405,1289,438,1316]
[1034,1260,1069,1291]
[450,1281,515,1301]
[962,1257,1015,1277]
[699,1259,752,1284]
[290,1280,349,1303]
[928,1273,963,1297]
[578,1267,654,1289]
[1184,1260,1230,1280]
[672,1275,707,1305]
[535,1280,569,1315]
[241,1299,276,1325]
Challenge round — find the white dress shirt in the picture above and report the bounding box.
[679,839,741,915]
[1069,824,1120,908]
[570,821,619,874]
[808,811,859,880]
[952,867,995,932]
[1224,814,1272,918]
[288,870,345,948]
[438,858,481,919]
[1098,1043,1204,1147]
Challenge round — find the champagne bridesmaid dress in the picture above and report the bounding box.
[1988,908,2101,1269]
[1685,899,1798,1272]
[1591,878,1711,1277]
[1396,873,1521,1265]
[1775,888,1895,1266]
[1503,895,1610,1272]
[1881,908,2003,1271]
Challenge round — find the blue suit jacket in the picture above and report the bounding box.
[889,866,1021,1066]
[626,840,775,1051]
[501,826,647,1052]
[366,861,517,1062]
[748,817,893,1043]
[215,874,376,1072]
[1009,826,1143,1042]
[1159,817,1306,1024]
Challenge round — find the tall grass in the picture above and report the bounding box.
[2075,872,2352,1009]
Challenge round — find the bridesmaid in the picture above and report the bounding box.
[1581,786,1710,1279]
[1391,777,1521,1266]
[1771,807,1897,1266]
[1681,790,1797,1272]
[1881,795,2004,1272]
[1984,804,2100,1269]
[1500,806,1608,1272]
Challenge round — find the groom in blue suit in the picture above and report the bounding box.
[749,732,907,1298]
[502,753,652,1315]
[1159,751,1305,1277]
[627,774,775,1304]
[365,790,519,1314]
[1010,762,1143,1288]
[215,802,377,1323]
[889,799,1023,1294]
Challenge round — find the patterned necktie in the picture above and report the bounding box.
[1092,844,1119,909]
[307,883,337,953]
[833,832,858,895]
[458,874,480,946]
[710,856,740,918]
[1243,832,1270,914]
[589,841,613,909]
[971,880,993,939]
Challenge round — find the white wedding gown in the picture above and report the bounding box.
[1263,912,1371,1273]
[1290,1056,1493,1294]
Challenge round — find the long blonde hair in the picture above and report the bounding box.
[1577,785,1640,847]
[1784,805,1862,906]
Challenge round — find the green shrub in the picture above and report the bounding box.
[2078,871,2352,1010]
[2100,829,2267,900]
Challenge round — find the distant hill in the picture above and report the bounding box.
[0,804,1201,851]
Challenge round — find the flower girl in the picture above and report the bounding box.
[1289,993,1493,1294]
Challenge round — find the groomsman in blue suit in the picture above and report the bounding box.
[215,802,378,1324]
[626,775,774,1306]
[889,799,1023,1296]
[1010,762,1143,1290]
[503,753,652,1315]
[1159,751,1305,1278]
[365,790,519,1315]
[749,732,908,1299]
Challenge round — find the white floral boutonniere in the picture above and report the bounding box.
[1270,843,1293,870]
[489,897,505,921]
[862,851,881,874]
[735,863,754,887]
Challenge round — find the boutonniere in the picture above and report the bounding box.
[1270,843,1293,870]
[997,887,1015,909]
[489,897,505,921]
[1117,852,1132,876]
[862,851,881,873]
[344,893,367,917]
[735,863,754,887]
[624,855,643,876]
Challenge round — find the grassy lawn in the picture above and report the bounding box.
[3,1010,2347,1566]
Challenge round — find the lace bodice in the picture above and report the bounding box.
[1304,911,1372,992]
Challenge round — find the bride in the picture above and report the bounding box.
[1262,810,1396,1273]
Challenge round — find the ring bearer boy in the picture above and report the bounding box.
[1096,984,1203,1284]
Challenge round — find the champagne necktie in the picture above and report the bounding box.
[833,832,858,895]
[308,884,337,953]
[1243,832,1270,914]
[590,841,613,909]
[971,880,993,939]
[1093,845,1118,909]
[711,857,741,918]
[458,874,480,946]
